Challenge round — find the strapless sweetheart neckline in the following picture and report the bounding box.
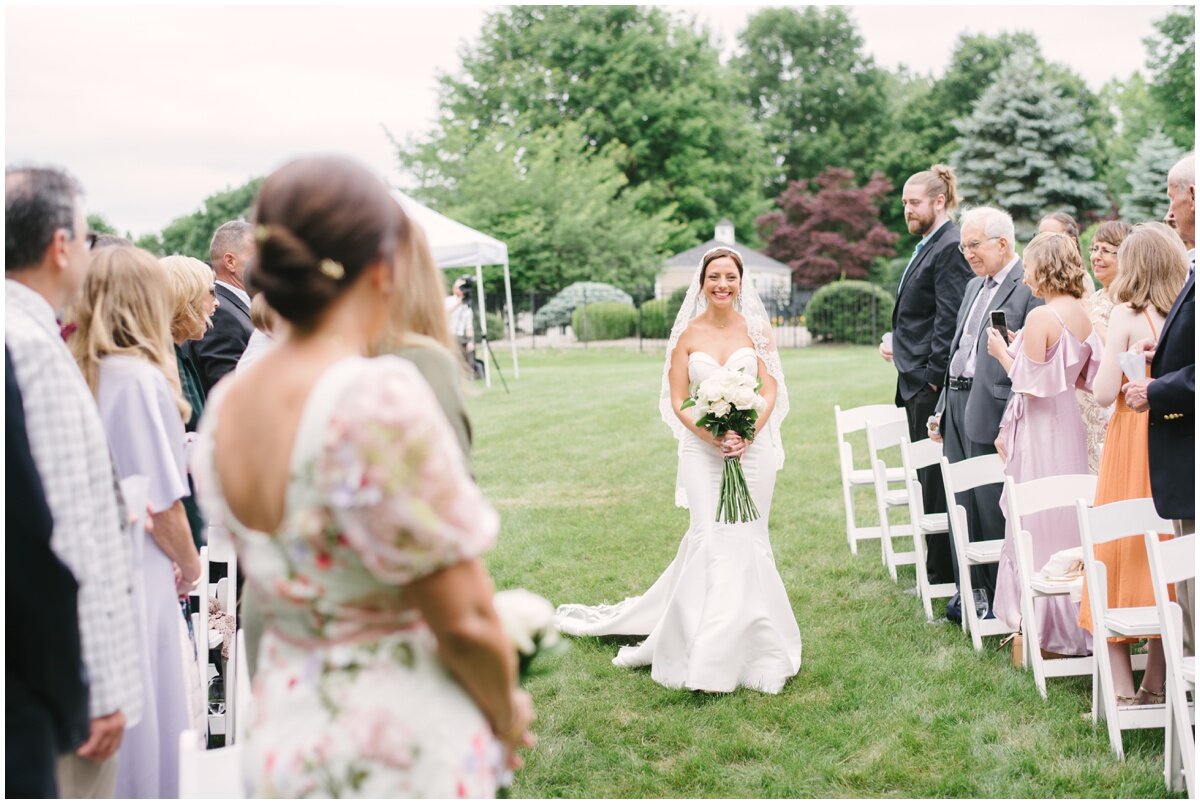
[688,346,756,366]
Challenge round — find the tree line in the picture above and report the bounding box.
[100,6,1194,306]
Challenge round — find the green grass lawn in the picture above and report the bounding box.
[467,346,1178,798]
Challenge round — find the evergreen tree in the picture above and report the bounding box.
[952,52,1108,240]
[1144,6,1196,149]
[1119,128,1185,222]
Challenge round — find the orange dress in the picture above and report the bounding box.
[1079,315,1174,642]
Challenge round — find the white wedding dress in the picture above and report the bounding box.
[556,346,802,694]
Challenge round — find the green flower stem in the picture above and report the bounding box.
[717,456,759,523]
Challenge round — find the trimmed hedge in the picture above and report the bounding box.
[640,298,671,338]
[534,282,633,333]
[572,302,637,341]
[805,280,895,345]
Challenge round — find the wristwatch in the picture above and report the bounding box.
[926,415,940,435]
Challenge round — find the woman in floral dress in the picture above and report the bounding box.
[192,156,533,798]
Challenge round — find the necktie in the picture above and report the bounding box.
[896,240,926,297]
[948,276,999,379]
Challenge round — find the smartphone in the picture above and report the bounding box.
[990,310,1010,342]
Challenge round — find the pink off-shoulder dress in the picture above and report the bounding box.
[993,316,1102,656]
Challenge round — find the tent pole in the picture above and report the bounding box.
[475,262,491,388]
[502,258,519,378]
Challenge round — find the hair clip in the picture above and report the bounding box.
[255,224,271,244]
[319,258,345,280]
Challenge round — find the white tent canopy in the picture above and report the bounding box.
[392,190,518,385]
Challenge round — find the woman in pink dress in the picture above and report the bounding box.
[986,232,1101,657]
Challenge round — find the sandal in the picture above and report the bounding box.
[1115,693,1140,708]
[1136,685,1165,706]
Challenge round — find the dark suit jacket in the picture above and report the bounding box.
[184,284,252,395]
[891,220,974,404]
[1148,272,1194,519]
[5,348,89,755]
[937,260,1043,445]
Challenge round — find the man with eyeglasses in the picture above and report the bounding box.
[929,206,1042,619]
[1123,151,1195,655]
[5,165,143,797]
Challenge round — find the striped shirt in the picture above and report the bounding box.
[5,279,143,722]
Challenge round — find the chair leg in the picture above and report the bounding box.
[1164,685,1179,792]
[914,530,934,621]
[962,572,983,652]
[1023,597,1048,700]
[842,481,859,555]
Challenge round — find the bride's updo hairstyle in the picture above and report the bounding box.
[249,156,404,333]
[698,247,744,287]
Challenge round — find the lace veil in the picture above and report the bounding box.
[658,247,790,507]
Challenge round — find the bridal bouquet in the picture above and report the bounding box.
[493,589,567,678]
[681,366,766,523]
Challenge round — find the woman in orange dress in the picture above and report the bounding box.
[1079,222,1189,706]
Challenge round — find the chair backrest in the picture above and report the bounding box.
[1005,474,1097,520]
[939,453,1004,498]
[835,403,906,437]
[1077,497,1173,547]
[902,437,943,473]
[867,418,909,461]
[178,729,245,798]
[1146,531,1195,589]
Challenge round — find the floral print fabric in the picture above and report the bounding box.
[192,356,502,797]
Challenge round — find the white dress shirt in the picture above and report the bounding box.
[5,279,144,722]
[962,256,1020,378]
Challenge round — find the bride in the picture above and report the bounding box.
[556,247,802,694]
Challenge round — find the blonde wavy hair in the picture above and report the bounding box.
[1110,222,1189,316]
[375,219,458,357]
[160,255,214,343]
[1023,231,1088,299]
[69,245,191,422]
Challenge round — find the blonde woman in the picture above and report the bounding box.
[986,232,1101,657]
[1079,222,1189,706]
[68,245,201,797]
[375,212,473,456]
[162,255,219,546]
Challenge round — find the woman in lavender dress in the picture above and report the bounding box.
[986,232,1101,657]
[69,246,204,797]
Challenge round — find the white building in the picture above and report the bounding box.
[656,219,793,311]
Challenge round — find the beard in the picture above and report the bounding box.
[906,209,935,236]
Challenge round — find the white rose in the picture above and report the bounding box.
[493,589,558,656]
[711,400,732,418]
[731,387,756,410]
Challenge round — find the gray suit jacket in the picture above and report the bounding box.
[938,260,1044,444]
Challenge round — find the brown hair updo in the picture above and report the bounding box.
[249,156,404,332]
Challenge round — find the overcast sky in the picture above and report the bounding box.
[5,3,1174,236]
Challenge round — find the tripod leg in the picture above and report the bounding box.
[481,336,510,393]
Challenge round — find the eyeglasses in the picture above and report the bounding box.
[85,231,99,250]
[957,236,1000,254]
[1089,245,1118,257]
[208,285,218,297]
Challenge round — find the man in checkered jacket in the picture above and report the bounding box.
[5,166,143,797]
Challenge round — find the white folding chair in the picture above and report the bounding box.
[939,454,1008,649]
[1077,497,1173,758]
[901,438,954,620]
[1004,474,1098,698]
[834,404,908,555]
[866,419,916,580]
[1145,531,1195,795]
[179,729,245,798]
[232,629,253,747]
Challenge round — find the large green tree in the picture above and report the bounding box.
[1119,128,1185,222]
[1093,73,1162,199]
[159,178,262,259]
[731,6,888,195]
[1144,5,1196,149]
[417,122,681,306]
[953,52,1108,239]
[398,6,770,252]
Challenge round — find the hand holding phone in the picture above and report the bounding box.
[989,310,1010,343]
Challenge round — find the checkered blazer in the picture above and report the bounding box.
[5,280,143,723]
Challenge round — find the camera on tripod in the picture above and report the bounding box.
[453,275,476,303]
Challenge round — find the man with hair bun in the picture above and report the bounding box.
[881,164,974,589]
[1123,151,1195,655]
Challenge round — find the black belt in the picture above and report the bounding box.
[947,377,972,391]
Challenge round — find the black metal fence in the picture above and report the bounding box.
[475,283,894,351]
